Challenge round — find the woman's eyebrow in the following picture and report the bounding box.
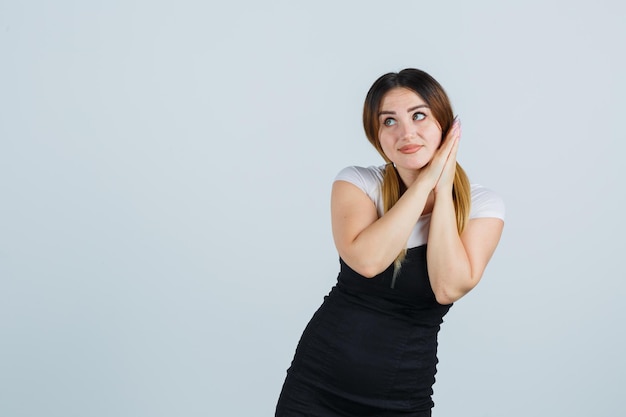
[407,105,429,112]
[379,104,429,116]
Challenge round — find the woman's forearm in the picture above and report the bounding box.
[426,189,473,304]
[334,179,432,278]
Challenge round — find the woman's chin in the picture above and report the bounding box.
[395,161,429,172]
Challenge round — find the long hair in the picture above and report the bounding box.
[362,68,471,268]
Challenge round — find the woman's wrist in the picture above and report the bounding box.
[434,184,454,197]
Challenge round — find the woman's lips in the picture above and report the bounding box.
[399,144,422,154]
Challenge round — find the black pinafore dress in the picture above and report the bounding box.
[275,244,452,417]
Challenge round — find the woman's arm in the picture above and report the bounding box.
[427,193,504,304]
[331,177,431,278]
[426,135,504,304]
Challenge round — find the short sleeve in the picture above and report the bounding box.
[469,184,506,220]
[334,165,384,215]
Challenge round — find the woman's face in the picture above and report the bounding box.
[378,87,442,173]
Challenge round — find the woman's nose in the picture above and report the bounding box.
[399,120,417,140]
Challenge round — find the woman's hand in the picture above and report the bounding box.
[434,118,461,194]
[415,118,461,192]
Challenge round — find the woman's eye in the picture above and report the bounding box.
[413,112,426,121]
[383,118,396,126]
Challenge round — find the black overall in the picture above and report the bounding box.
[276,245,452,416]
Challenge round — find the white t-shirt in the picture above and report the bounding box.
[335,165,505,249]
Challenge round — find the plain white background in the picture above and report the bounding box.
[1,1,624,416]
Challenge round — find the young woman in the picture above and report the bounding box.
[275,68,505,416]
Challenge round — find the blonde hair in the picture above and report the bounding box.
[363,69,471,269]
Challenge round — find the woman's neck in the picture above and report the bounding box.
[396,166,435,215]
[396,166,420,188]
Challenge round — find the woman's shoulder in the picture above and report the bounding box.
[469,184,506,220]
[334,165,385,211]
[334,165,385,189]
